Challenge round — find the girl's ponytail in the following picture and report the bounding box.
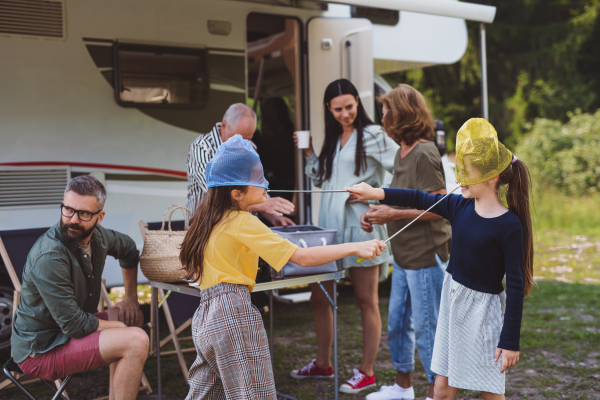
[498,159,535,297]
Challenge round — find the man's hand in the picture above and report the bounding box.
[495,348,519,373]
[360,213,373,233]
[266,214,295,227]
[365,204,397,225]
[111,297,142,327]
[348,195,369,204]
[249,197,295,217]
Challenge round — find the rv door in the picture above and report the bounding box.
[306,17,373,224]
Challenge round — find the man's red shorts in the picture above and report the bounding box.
[18,312,109,381]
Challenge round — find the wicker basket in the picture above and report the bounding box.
[139,204,190,283]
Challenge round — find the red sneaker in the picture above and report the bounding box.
[339,368,376,394]
[290,359,334,379]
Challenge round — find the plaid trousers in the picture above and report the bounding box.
[186,283,276,400]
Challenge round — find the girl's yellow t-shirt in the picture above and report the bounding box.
[200,211,298,292]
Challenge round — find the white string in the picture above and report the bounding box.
[267,189,348,193]
[384,184,462,244]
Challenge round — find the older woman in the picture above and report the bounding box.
[291,79,398,394]
[363,84,452,400]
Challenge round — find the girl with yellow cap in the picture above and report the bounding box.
[346,118,534,399]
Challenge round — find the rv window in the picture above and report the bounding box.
[113,43,208,108]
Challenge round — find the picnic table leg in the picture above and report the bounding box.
[153,287,161,400]
[269,289,274,366]
[316,281,338,400]
[333,281,338,400]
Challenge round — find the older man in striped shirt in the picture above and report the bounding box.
[186,103,295,226]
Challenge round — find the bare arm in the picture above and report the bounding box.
[111,267,142,327]
[361,189,446,228]
[386,188,446,222]
[289,240,385,267]
[378,207,443,222]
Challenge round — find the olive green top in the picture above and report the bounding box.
[387,141,452,270]
[11,223,139,363]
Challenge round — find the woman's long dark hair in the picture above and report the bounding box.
[319,79,374,182]
[497,160,535,297]
[180,186,247,282]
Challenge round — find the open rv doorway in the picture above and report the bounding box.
[246,13,303,224]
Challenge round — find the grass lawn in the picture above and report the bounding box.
[2,258,598,399]
[2,191,599,399]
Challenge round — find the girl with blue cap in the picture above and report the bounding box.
[179,134,386,400]
[346,119,534,400]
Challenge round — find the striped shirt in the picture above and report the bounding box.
[186,123,257,214]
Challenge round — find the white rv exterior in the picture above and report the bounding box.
[0,0,474,286]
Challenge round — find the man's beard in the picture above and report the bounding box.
[60,219,97,244]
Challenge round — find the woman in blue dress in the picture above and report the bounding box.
[290,79,399,394]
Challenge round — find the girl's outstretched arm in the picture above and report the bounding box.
[345,183,384,201]
[348,183,460,221]
[289,240,386,267]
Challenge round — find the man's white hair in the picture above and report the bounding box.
[222,103,256,131]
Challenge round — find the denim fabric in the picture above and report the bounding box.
[387,254,447,384]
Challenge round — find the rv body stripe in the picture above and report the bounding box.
[0,162,187,178]
[106,183,188,198]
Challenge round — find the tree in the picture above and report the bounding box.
[383,0,600,150]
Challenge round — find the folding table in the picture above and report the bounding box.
[149,270,344,400]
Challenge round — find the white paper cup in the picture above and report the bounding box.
[296,130,310,149]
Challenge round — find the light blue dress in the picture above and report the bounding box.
[306,125,399,268]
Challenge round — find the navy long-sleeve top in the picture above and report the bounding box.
[382,188,525,351]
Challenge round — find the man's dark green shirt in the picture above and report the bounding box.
[11,223,139,363]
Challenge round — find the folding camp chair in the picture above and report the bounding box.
[0,228,152,398]
[139,219,198,384]
[3,356,72,400]
[0,228,71,397]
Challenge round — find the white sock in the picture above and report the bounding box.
[391,384,415,398]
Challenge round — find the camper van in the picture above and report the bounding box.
[0,0,494,353]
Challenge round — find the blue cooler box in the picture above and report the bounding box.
[270,225,340,278]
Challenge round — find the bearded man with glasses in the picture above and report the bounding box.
[11,175,149,400]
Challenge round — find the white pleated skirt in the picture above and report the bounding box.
[431,271,507,394]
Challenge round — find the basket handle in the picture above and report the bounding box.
[167,206,191,231]
[160,204,184,231]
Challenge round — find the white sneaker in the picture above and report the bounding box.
[365,384,415,400]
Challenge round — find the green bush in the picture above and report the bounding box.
[516,109,600,195]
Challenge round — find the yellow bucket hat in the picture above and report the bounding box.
[455,118,513,186]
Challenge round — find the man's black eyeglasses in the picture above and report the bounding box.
[60,203,103,222]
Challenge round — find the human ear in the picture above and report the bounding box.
[97,210,106,224]
[486,176,500,190]
[231,189,243,203]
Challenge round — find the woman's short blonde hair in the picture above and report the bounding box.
[379,84,435,146]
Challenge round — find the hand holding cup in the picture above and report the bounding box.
[293,131,314,156]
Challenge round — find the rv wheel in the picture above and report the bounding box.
[0,287,13,360]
